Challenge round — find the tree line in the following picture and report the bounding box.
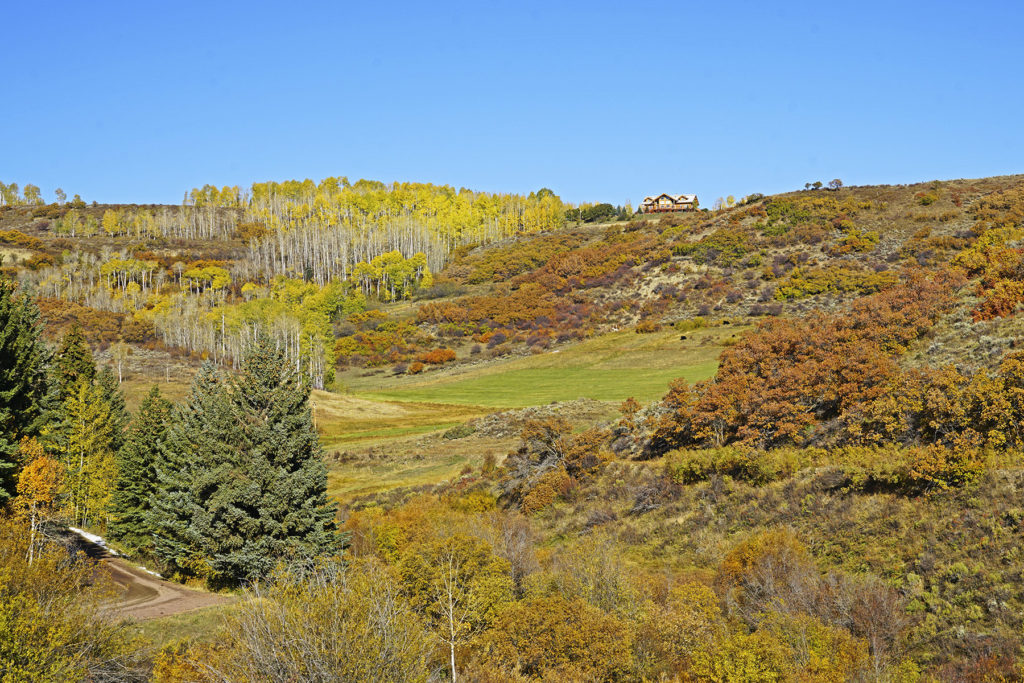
[0,276,341,587]
[0,181,84,207]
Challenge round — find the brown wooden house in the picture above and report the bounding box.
[639,193,698,213]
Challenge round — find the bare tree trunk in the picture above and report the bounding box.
[27,507,37,565]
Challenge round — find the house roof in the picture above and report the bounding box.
[641,193,697,204]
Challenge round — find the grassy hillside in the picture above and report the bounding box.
[344,325,731,407]
[8,174,1024,678]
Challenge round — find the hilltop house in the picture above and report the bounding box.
[639,193,698,213]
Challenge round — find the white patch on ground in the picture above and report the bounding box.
[68,526,120,556]
[68,526,163,577]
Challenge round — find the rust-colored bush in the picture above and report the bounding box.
[416,347,456,364]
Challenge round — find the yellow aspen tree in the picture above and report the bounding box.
[60,379,116,529]
[101,209,121,236]
[15,437,63,564]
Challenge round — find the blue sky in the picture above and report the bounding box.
[3,1,1023,206]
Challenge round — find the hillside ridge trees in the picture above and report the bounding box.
[0,279,50,503]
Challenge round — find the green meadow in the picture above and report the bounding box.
[345,326,734,408]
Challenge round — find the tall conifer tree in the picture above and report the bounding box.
[228,334,339,574]
[148,363,235,581]
[109,385,170,552]
[0,278,50,502]
[148,338,339,585]
[96,367,130,453]
[53,326,95,402]
[149,339,339,585]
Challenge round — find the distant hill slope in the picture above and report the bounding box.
[2,173,1023,388]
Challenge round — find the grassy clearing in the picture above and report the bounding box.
[327,451,480,500]
[345,326,736,408]
[0,246,33,265]
[322,402,614,502]
[131,603,236,648]
[119,377,192,410]
[311,391,491,451]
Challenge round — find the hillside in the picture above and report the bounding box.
[6,175,1022,377]
[4,173,1024,679]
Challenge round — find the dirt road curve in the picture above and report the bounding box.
[101,556,230,620]
[73,532,231,621]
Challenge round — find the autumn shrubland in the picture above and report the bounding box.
[6,174,1024,679]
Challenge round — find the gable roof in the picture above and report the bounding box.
[641,193,697,204]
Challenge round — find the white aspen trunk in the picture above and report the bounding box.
[27,508,37,565]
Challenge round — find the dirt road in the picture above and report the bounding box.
[71,530,231,621]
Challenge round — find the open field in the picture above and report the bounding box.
[318,326,736,501]
[105,327,738,502]
[327,448,484,501]
[131,603,237,649]
[119,375,193,409]
[311,391,492,450]
[344,325,737,408]
[0,246,34,265]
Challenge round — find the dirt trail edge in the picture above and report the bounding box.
[69,528,232,621]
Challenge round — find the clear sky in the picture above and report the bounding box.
[4,0,1023,207]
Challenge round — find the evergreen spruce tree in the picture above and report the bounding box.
[53,325,95,402]
[148,338,339,586]
[96,367,130,453]
[147,363,236,582]
[226,334,339,578]
[109,385,170,552]
[0,278,50,502]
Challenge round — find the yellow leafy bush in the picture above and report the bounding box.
[520,467,572,514]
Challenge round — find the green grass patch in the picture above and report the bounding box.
[132,603,236,648]
[321,421,463,448]
[359,364,717,407]
[347,327,734,408]
[311,391,491,452]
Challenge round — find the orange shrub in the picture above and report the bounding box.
[35,297,125,344]
[521,468,573,514]
[416,348,456,364]
[652,271,963,451]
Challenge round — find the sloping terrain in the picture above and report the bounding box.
[8,174,1024,677]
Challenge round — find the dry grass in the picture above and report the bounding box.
[0,246,34,265]
[130,602,238,649]
[312,390,492,449]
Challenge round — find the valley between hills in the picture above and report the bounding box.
[4,174,1024,679]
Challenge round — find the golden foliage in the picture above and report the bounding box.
[0,518,141,681]
[480,595,633,681]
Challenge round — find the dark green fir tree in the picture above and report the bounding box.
[96,367,130,453]
[226,334,340,576]
[53,325,95,402]
[147,363,236,582]
[148,340,339,586]
[108,385,171,552]
[0,278,50,502]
